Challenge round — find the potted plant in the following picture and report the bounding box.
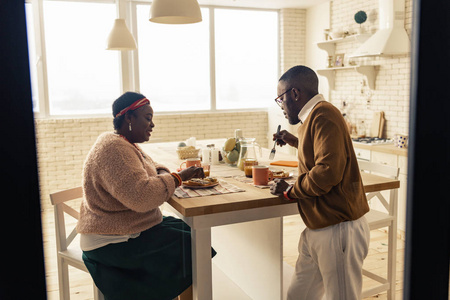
[354,10,367,34]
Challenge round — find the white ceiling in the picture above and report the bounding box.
[197,0,330,9]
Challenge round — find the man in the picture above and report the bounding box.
[270,65,370,300]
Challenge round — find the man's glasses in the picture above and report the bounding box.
[274,88,294,108]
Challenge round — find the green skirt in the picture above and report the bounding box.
[82,216,216,300]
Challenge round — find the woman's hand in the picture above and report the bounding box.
[178,166,205,181]
[273,130,298,148]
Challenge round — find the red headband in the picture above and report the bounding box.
[115,98,150,118]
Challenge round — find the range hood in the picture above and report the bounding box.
[350,0,410,57]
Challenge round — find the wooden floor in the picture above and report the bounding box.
[41,209,404,299]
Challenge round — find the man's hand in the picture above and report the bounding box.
[270,179,291,199]
[273,130,299,148]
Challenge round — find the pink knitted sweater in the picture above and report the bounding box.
[77,132,177,235]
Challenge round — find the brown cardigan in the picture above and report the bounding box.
[289,101,369,229]
[77,132,177,235]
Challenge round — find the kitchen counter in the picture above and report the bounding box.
[352,142,408,156]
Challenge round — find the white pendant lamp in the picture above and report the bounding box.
[149,0,202,24]
[106,19,137,50]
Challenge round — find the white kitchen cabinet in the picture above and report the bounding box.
[398,155,408,175]
[354,147,371,161]
[397,173,408,234]
[371,151,398,167]
[397,156,408,236]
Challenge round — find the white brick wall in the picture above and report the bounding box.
[280,9,307,74]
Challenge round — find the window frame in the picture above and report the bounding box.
[26,0,49,118]
[28,0,279,118]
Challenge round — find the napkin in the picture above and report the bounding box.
[174,180,245,198]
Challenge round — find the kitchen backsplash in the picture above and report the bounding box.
[328,0,412,138]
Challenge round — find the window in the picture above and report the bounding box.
[214,9,278,109]
[136,6,211,112]
[27,1,279,116]
[43,1,120,115]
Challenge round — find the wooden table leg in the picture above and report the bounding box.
[191,227,213,300]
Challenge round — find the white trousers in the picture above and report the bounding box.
[287,216,370,300]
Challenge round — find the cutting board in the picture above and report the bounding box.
[370,111,385,138]
[270,160,298,167]
[378,112,385,138]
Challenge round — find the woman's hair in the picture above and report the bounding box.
[112,92,147,130]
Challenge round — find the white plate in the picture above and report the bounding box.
[272,171,294,179]
[182,182,219,189]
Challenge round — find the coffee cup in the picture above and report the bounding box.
[252,165,273,186]
[394,134,408,149]
[180,158,201,169]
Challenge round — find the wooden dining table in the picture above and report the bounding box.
[140,139,400,300]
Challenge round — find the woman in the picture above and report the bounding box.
[77,92,209,300]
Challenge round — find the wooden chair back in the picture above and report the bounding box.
[49,187,105,300]
[49,186,83,253]
[358,160,400,299]
[358,160,399,179]
[358,160,399,215]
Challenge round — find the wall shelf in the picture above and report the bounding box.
[317,34,371,54]
[316,34,377,90]
[317,65,377,90]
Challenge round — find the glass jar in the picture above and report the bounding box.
[237,138,261,171]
